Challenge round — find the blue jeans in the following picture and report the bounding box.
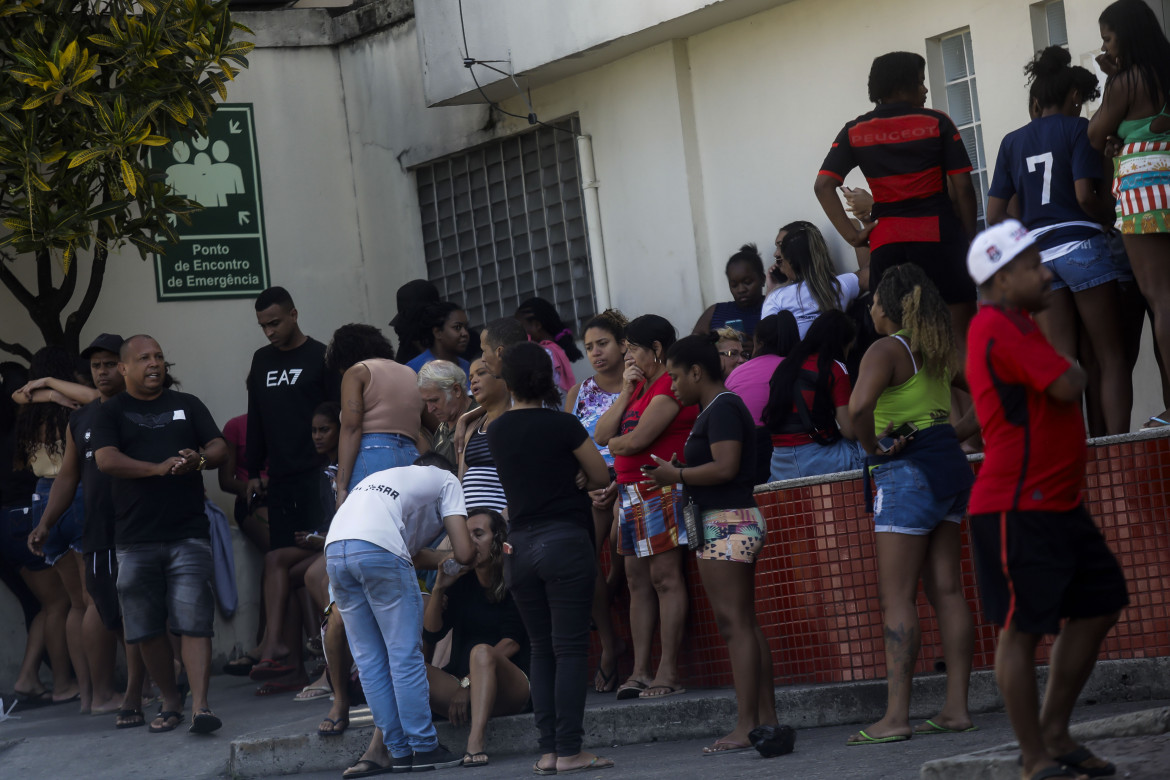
[326,539,435,758]
[349,433,419,490]
[769,438,862,482]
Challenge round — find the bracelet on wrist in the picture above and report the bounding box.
[679,467,686,485]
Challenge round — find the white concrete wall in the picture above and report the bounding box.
[3,0,1167,681]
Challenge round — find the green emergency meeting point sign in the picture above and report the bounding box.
[148,103,270,301]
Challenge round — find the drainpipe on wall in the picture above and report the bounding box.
[576,134,611,312]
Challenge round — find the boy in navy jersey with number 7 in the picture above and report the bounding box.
[965,221,1128,780]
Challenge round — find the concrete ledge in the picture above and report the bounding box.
[234,0,413,48]
[920,707,1170,780]
[227,656,1170,777]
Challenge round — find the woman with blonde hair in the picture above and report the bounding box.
[846,263,978,745]
[761,221,866,338]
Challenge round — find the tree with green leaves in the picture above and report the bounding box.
[0,0,253,360]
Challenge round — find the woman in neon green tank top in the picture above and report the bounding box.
[845,264,980,746]
[1088,0,1170,428]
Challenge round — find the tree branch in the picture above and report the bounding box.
[0,337,34,363]
[0,257,37,310]
[64,242,108,352]
[54,253,79,314]
[36,249,52,298]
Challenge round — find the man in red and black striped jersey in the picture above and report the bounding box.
[815,51,979,350]
[965,221,1127,780]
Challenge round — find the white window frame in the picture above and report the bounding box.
[1030,0,1069,52]
[926,28,990,228]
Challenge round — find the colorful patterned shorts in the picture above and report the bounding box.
[695,507,766,564]
[617,481,686,558]
[1113,141,1170,234]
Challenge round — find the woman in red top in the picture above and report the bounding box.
[594,315,698,700]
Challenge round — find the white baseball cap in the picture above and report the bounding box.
[966,219,1037,286]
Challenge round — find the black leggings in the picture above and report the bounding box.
[506,522,596,756]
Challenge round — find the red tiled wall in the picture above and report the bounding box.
[592,432,1170,689]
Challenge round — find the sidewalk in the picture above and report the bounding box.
[0,657,1167,779]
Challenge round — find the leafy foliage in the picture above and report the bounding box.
[0,0,253,357]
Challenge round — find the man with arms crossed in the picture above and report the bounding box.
[93,335,227,734]
[966,221,1128,780]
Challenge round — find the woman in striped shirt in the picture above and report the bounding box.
[459,359,510,514]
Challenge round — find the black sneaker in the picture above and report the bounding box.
[390,753,413,774]
[411,744,463,771]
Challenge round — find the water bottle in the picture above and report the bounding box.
[441,558,466,577]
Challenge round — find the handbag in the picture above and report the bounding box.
[681,492,702,551]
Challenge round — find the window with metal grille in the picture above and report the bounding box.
[414,116,596,336]
[930,29,990,228]
[1031,0,1069,51]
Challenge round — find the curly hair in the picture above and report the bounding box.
[325,324,396,374]
[1025,46,1101,111]
[874,264,957,378]
[583,309,628,342]
[14,347,75,468]
[465,507,509,603]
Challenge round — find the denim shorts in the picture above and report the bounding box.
[1043,232,1131,292]
[116,538,215,643]
[349,433,419,490]
[871,459,969,535]
[769,438,863,483]
[0,504,49,572]
[31,478,85,566]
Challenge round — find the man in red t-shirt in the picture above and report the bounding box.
[966,220,1128,780]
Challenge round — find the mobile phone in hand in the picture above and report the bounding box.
[877,422,919,453]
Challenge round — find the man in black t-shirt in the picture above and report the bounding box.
[244,286,338,680]
[28,333,151,728]
[92,335,227,735]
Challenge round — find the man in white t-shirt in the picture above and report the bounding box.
[325,454,474,772]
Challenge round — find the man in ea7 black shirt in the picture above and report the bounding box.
[92,335,227,735]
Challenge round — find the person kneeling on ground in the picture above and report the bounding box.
[423,508,531,767]
[326,453,474,774]
[966,221,1129,780]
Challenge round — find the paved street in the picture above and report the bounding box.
[3,673,1162,780]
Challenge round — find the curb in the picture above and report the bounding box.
[920,706,1170,780]
[228,656,1170,778]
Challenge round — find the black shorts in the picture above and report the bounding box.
[267,472,326,550]
[869,216,976,305]
[970,505,1129,635]
[84,549,123,632]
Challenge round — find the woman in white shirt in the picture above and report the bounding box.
[762,222,867,337]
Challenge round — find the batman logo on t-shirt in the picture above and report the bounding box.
[125,411,173,430]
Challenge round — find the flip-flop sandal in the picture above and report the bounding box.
[222,653,260,676]
[462,752,490,767]
[1053,746,1116,778]
[558,757,615,774]
[846,729,911,746]
[1143,415,1169,429]
[115,709,145,729]
[594,665,617,693]
[342,759,394,778]
[294,684,332,702]
[249,658,296,681]
[189,709,222,734]
[11,690,52,711]
[318,716,349,737]
[533,762,558,776]
[702,739,752,756]
[615,680,647,700]
[149,710,182,733]
[639,684,685,699]
[255,681,304,696]
[914,719,979,735]
[51,692,81,705]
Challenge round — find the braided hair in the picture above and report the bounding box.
[874,264,957,378]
